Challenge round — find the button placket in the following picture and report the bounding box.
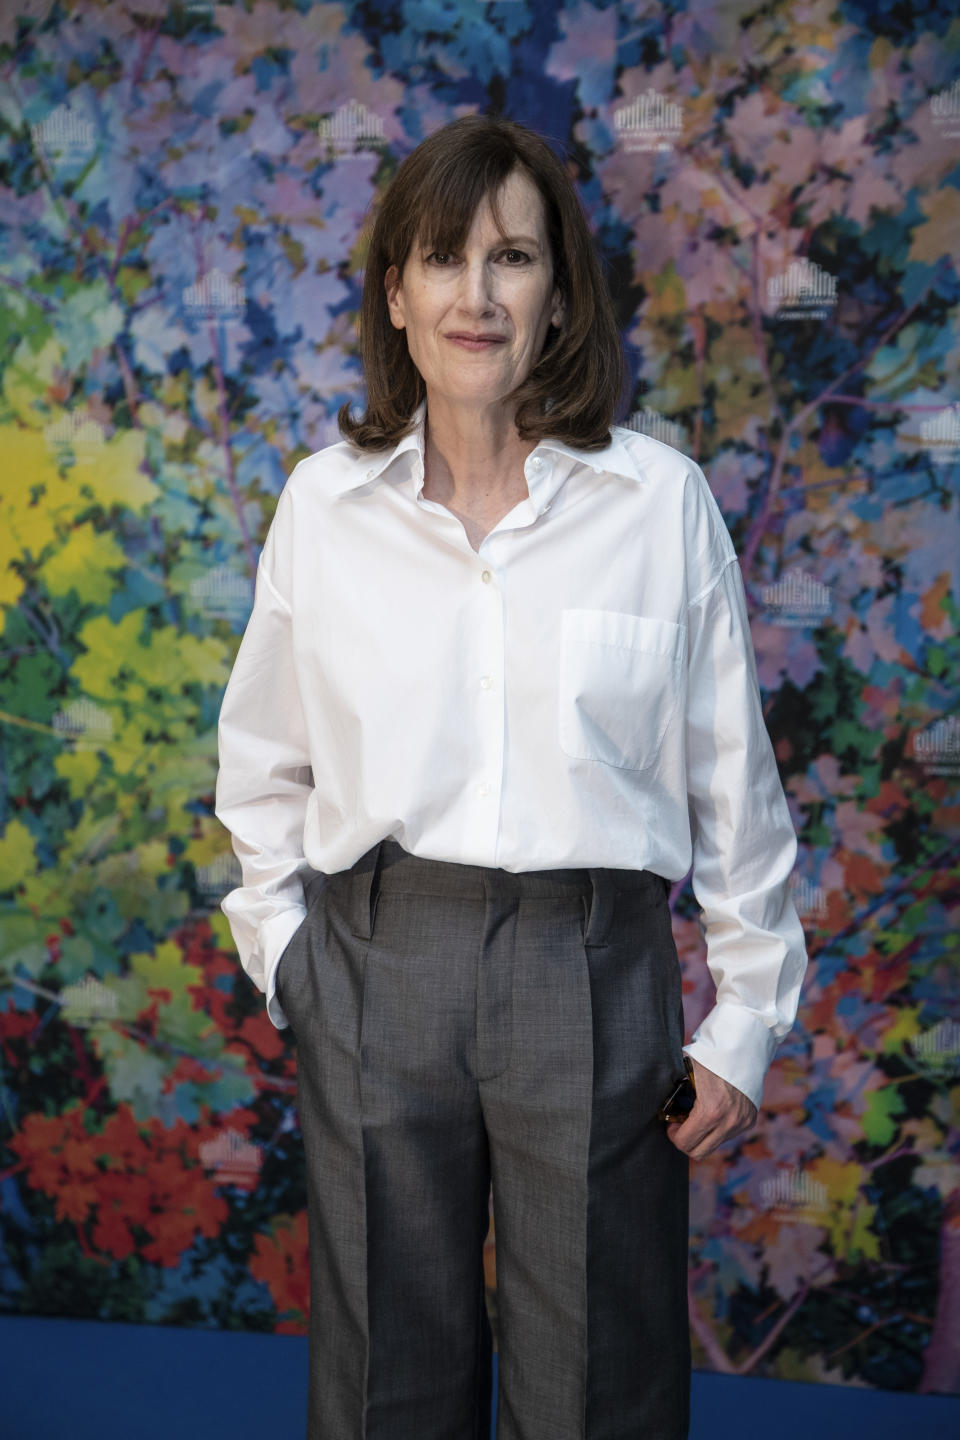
[471,558,505,850]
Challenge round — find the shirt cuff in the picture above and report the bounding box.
[261,906,307,1030]
[682,1001,782,1111]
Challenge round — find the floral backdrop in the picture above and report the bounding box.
[0,0,958,1396]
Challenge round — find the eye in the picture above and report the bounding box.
[500,249,531,264]
[425,251,454,265]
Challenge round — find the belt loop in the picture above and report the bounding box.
[347,840,385,940]
[583,868,615,947]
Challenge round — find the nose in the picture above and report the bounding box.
[455,257,497,316]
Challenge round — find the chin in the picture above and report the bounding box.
[430,382,519,408]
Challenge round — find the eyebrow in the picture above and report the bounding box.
[419,234,543,252]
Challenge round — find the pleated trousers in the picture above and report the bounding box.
[275,837,691,1440]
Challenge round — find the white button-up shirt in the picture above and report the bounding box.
[215,401,807,1109]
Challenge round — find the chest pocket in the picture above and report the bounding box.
[558,609,686,772]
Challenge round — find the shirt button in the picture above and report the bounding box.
[480,675,492,690]
[531,456,543,469]
[365,468,375,480]
[481,569,492,584]
[478,782,491,798]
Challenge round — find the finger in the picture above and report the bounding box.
[685,1118,753,1158]
[666,1118,715,1155]
[672,1105,747,1151]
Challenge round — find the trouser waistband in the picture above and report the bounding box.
[308,838,669,949]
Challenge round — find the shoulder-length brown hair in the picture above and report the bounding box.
[337,113,625,452]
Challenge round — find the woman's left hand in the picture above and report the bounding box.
[664,1056,758,1159]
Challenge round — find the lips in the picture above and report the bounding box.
[445,332,507,349]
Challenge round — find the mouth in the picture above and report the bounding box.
[444,333,508,350]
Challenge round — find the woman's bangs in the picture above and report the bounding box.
[411,160,513,259]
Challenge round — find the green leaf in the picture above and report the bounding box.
[90,1027,168,1119]
[2,335,63,426]
[55,280,125,370]
[862,1085,907,1147]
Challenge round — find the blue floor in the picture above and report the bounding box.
[1,1315,957,1438]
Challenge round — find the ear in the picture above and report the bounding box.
[384,264,405,330]
[550,286,565,329]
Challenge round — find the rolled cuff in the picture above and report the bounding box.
[682,1000,783,1111]
[260,905,307,1030]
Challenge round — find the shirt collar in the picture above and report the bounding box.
[329,402,427,496]
[331,400,642,502]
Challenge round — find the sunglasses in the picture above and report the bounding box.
[658,1055,696,1125]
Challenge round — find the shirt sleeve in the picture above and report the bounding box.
[681,545,809,1111]
[214,488,313,1030]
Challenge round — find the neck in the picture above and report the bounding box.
[422,396,536,507]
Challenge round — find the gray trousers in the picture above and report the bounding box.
[275,838,691,1440]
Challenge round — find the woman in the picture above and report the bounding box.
[215,114,807,1440]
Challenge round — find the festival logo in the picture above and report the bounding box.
[60,974,127,1026]
[623,406,690,452]
[189,564,253,622]
[911,714,960,777]
[790,873,829,924]
[194,853,245,902]
[917,403,960,465]
[759,1166,830,1223]
[51,698,115,751]
[44,411,106,457]
[930,79,960,139]
[612,90,684,153]
[760,568,834,627]
[318,99,388,160]
[199,1129,263,1190]
[31,101,95,162]
[908,1018,960,1077]
[182,269,247,325]
[767,258,838,322]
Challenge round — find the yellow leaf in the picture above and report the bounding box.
[847,1201,883,1263]
[181,823,233,870]
[130,938,204,993]
[42,523,128,604]
[643,263,687,319]
[208,910,236,950]
[0,426,66,558]
[881,1005,922,1054]
[72,610,148,701]
[808,1156,863,1205]
[910,188,960,266]
[0,560,23,612]
[869,36,894,67]
[0,817,38,891]
[71,429,159,512]
[53,748,102,797]
[136,626,230,689]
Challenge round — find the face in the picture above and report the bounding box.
[384,168,565,414]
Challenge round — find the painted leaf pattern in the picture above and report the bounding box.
[0,0,957,1392]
